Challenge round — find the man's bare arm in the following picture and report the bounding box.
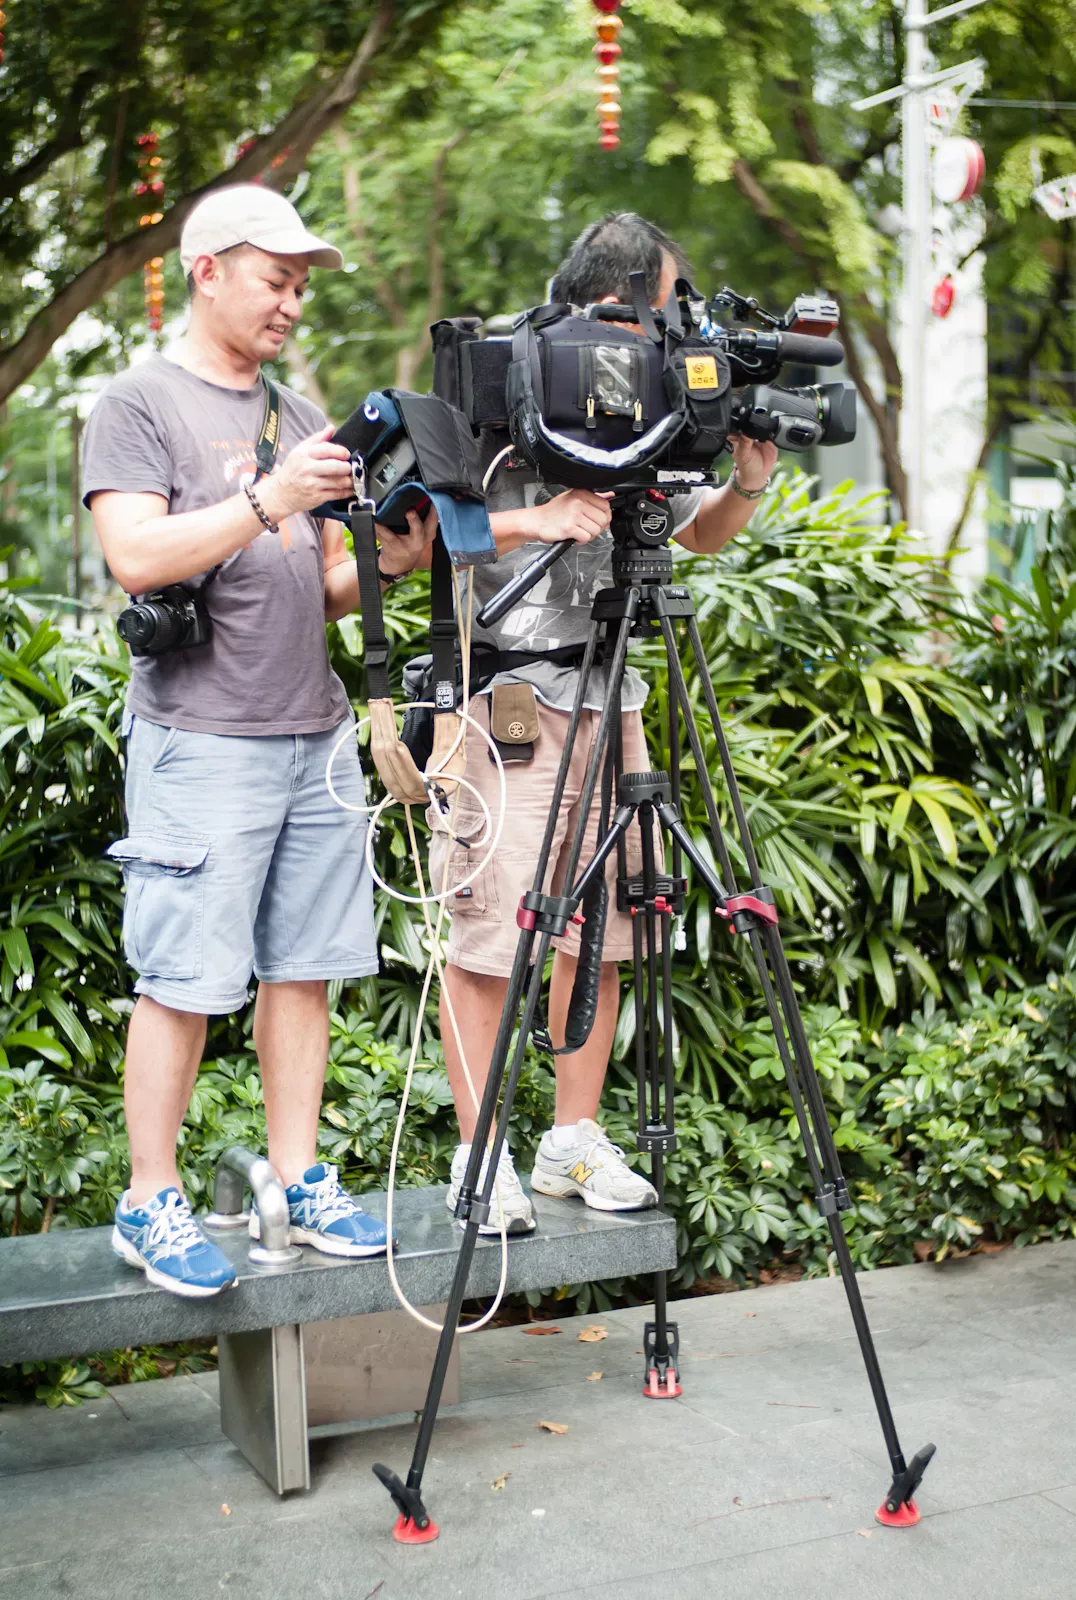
[673,437,779,555]
[89,425,354,594]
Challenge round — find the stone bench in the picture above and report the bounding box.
[0,1147,677,1494]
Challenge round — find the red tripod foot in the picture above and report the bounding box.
[876,1443,936,1528]
[875,1499,920,1528]
[393,1514,440,1544]
[643,1364,682,1398]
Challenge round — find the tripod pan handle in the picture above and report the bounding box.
[476,543,566,628]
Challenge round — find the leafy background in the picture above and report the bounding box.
[3,465,1075,1403]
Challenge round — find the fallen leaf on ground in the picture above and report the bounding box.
[522,1327,562,1336]
[505,1358,538,1364]
[537,1420,568,1435]
[577,1325,608,1343]
[913,1240,935,1263]
[509,1443,524,1449]
[587,1371,604,1381]
[857,1529,873,1539]
[492,1472,511,1492]
[745,1312,757,1319]
[221,1505,231,1516]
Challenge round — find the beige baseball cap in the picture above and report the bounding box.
[180,184,343,275]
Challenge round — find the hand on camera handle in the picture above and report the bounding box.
[728,434,779,494]
[525,487,614,546]
[257,425,354,524]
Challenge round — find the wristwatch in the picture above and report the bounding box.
[729,468,770,501]
[378,563,405,585]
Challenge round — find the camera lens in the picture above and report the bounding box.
[117,599,188,655]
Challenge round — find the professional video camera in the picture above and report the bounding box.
[430,275,857,498]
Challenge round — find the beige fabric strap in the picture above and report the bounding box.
[368,697,428,805]
[428,711,467,796]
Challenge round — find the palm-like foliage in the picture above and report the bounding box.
[4,477,1076,1396]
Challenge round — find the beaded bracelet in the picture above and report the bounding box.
[242,475,278,533]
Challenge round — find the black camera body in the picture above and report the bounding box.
[731,381,857,453]
[431,278,857,495]
[116,584,212,657]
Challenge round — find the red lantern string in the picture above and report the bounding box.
[592,1,622,149]
[134,132,165,336]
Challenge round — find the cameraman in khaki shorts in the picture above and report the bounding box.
[434,214,777,1234]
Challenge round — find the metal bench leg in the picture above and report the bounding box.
[218,1324,310,1495]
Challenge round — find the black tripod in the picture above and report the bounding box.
[374,492,935,1542]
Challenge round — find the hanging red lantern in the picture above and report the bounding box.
[134,133,166,338]
[591,0,623,150]
[931,275,956,318]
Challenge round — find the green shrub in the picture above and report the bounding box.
[3,476,1075,1400]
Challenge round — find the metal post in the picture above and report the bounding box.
[901,0,930,537]
[203,1144,302,1268]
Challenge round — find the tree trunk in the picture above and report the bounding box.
[0,0,395,405]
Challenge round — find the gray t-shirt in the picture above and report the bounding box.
[471,441,704,713]
[82,354,350,736]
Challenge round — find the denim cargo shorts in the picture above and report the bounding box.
[107,713,378,1015]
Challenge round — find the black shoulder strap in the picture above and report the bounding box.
[628,270,664,344]
[352,499,392,701]
[429,536,457,712]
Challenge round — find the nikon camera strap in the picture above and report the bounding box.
[254,376,282,481]
[203,375,282,594]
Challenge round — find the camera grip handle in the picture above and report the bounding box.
[476,543,566,629]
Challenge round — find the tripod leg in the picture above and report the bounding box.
[376,600,648,1540]
[651,612,936,1524]
[637,797,681,1398]
[373,928,543,1542]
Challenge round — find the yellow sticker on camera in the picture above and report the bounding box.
[685,355,719,390]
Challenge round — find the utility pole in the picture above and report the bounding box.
[70,411,83,609]
[853,0,986,537]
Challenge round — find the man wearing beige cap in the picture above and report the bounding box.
[84,184,434,1297]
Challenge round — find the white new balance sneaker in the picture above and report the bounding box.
[447,1143,536,1235]
[530,1119,658,1212]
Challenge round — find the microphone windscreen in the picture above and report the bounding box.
[777,333,845,367]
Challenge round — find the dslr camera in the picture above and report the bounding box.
[116,584,212,657]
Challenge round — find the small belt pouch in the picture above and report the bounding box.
[489,682,540,764]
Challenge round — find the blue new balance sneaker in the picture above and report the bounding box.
[250,1163,389,1258]
[112,1187,238,1298]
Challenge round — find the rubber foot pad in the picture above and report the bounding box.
[875,1499,920,1528]
[643,1367,683,1399]
[393,1514,440,1544]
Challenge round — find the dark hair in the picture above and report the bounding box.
[549,213,693,307]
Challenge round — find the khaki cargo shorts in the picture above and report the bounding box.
[427,695,656,978]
